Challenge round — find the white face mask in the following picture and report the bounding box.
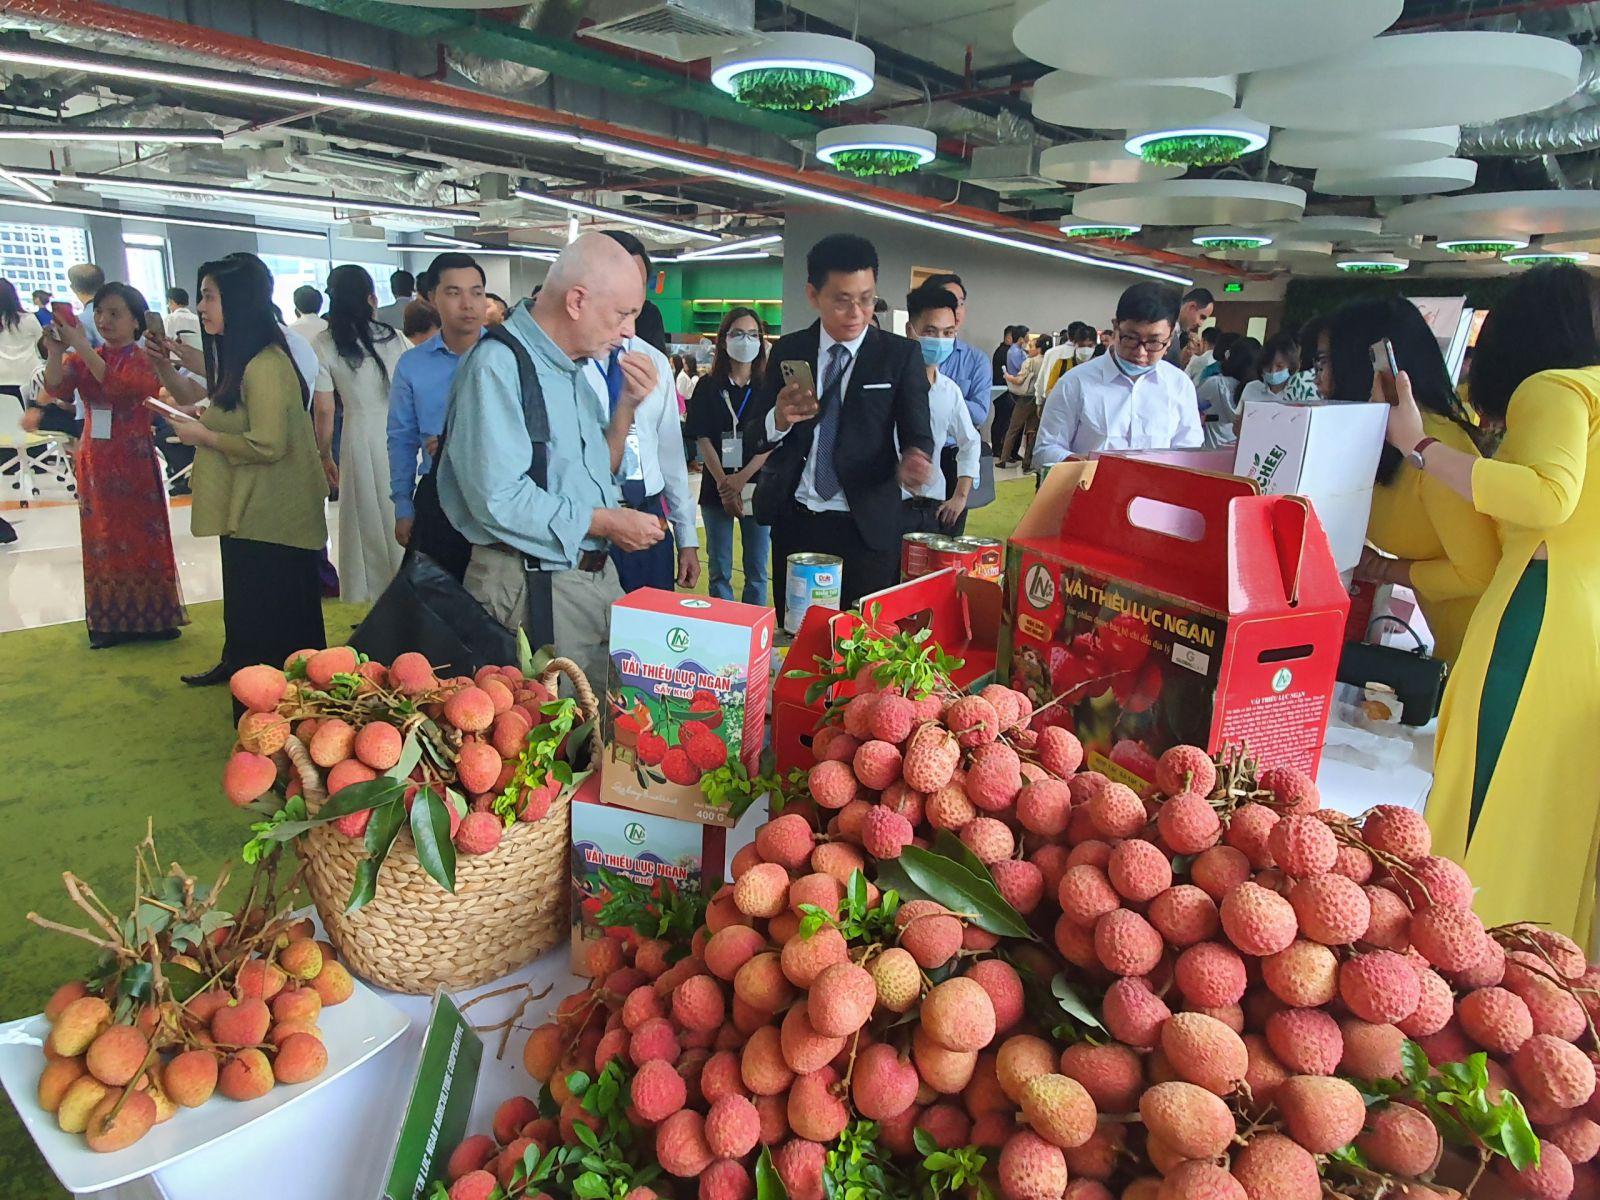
[725,332,761,363]
[1074,345,1095,362]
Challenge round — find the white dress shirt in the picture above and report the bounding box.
[903,373,979,501]
[764,324,868,514]
[584,337,699,549]
[288,313,327,343]
[1196,375,1242,447]
[165,307,202,348]
[1035,344,1072,403]
[1185,350,1214,382]
[1033,352,1204,468]
[278,324,320,396]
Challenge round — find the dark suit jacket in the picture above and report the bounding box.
[745,321,934,551]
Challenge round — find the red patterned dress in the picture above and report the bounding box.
[58,346,188,635]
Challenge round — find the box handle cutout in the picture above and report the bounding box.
[1126,496,1206,543]
[1258,644,1315,664]
[894,607,936,638]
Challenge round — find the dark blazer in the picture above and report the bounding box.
[746,320,934,551]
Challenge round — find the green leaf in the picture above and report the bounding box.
[1401,1038,1430,1087]
[388,726,424,781]
[566,1070,592,1096]
[1049,973,1107,1034]
[1498,1095,1541,1171]
[756,1145,789,1200]
[913,1128,937,1157]
[896,846,1033,938]
[923,1152,958,1171]
[931,830,992,880]
[345,798,405,912]
[199,910,234,935]
[572,1121,601,1151]
[119,962,155,1003]
[162,963,207,1001]
[316,775,407,821]
[847,869,868,918]
[346,859,379,913]
[573,1169,609,1198]
[409,789,458,895]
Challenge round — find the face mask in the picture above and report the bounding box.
[725,333,761,363]
[1074,345,1095,362]
[920,336,955,366]
[1263,367,1291,388]
[1113,351,1156,378]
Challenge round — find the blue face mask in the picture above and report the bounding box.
[921,336,955,366]
[1113,351,1157,378]
[1263,367,1291,388]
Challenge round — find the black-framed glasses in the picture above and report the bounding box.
[1116,332,1171,354]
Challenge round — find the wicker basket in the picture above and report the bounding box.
[287,657,600,994]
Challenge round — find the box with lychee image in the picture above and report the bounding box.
[600,589,775,827]
[1002,456,1349,790]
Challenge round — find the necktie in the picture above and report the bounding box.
[813,342,851,501]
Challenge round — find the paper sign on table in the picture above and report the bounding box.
[382,991,485,1200]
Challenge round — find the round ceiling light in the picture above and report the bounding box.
[1192,226,1273,250]
[1385,190,1600,240]
[1336,254,1409,275]
[1013,0,1399,79]
[1030,71,1238,131]
[1059,218,1141,240]
[1503,249,1590,265]
[1126,113,1269,167]
[1038,140,1183,185]
[711,34,875,110]
[1269,126,1460,169]
[1243,32,1582,133]
[815,124,936,176]
[1315,156,1478,197]
[1072,179,1307,227]
[1436,237,1530,255]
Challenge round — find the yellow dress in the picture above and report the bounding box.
[1364,412,1501,665]
[1429,367,1600,949]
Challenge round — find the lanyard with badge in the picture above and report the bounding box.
[720,383,752,471]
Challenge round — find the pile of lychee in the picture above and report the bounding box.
[36,920,351,1153]
[221,647,564,860]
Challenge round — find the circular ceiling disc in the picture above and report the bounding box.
[1038,140,1184,184]
[1031,71,1237,131]
[1316,157,1478,196]
[1071,179,1307,227]
[1384,190,1600,240]
[1270,126,1460,169]
[1014,0,1400,78]
[1243,32,1582,132]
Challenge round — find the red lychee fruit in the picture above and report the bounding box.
[1267,816,1337,878]
[1219,882,1298,956]
[1156,745,1216,798]
[945,695,1001,748]
[1258,764,1318,815]
[902,723,960,793]
[1036,726,1084,778]
[1360,804,1431,862]
[862,805,914,860]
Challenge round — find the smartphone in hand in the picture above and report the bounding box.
[143,396,195,423]
[1370,338,1400,405]
[144,311,166,341]
[780,360,816,394]
[50,301,78,328]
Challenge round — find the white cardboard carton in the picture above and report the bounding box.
[1234,399,1390,573]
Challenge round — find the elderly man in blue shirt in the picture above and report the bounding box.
[438,233,666,688]
[919,272,992,535]
[387,251,487,548]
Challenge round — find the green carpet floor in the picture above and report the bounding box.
[0,478,1035,1198]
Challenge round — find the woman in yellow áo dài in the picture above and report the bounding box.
[1384,265,1600,951]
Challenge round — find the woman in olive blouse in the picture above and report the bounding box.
[153,253,328,690]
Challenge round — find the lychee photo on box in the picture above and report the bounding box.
[1001,456,1349,789]
[601,589,775,827]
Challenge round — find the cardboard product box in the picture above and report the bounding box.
[1001,457,1350,789]
[600,588,775,828]
[570,776,730,965]
[1234,398,1390,574]
[771,571,1004,776]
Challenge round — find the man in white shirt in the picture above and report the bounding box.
[164,287,203,348]
[1185,325,1219,382]
[1033,282,1205,469]
[288,285,327,342]
[901,284,981,534]
[593,230,700,593]
[374,270,415,329]
[1035,322,1097,404]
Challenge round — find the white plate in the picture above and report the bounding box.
[0,976,408,1194]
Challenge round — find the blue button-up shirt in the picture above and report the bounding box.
[387,330,477,519]
[939,338,994,433]
[437,304,619,570]
[1006,341,1027,376]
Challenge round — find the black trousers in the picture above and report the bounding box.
[221,537,326,714]
[938,446,970,536]
[989,392,1014,462]
[771,504,899,627]
[903,496,944,537]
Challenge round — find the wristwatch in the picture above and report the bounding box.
[1406,436,1439,469]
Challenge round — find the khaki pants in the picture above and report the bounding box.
[463,544,622,694]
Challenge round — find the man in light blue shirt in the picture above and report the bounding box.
[438,234,665,687]
[387,252,486,547]
[1005,326,1029,376]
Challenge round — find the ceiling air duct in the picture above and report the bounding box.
[446,0,587,93]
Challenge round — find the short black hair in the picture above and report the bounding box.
[1182,287,1215,309]
[166,286,190,307]
[923,272,965,299]
[1260,330,1299,367]
[1013,324,1030,338]
[92,281,149,325]
[426,251,485,287]
[486,292,508,312]
[1200,326,1220,347]
[390,270,415,296]
[292,285,323,316]
[806,233,878,289]
[1220,336,1261,385]
[1066,321,1094,342]
[31,289,49,303]
[1115,282,1181,328]
[417,268,437,300]
[602,229,652,277]
[905,284,960,322]
[1470,265,1600,422]
[1035,334,1054,352]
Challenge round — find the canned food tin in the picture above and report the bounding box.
[955,536,1004,580]
[784,553,843,636]
[900,532,943,580]
[924,535,982,576]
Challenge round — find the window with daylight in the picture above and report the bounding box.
[0,222,92,299]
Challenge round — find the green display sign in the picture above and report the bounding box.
[383,991,485,1200]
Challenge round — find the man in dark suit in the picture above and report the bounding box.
[747,233,936,624]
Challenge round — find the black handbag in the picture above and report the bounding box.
[1336,616,1449,727]
[348,550,516,675]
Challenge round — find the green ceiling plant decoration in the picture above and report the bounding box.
[1058,224,1138,241]
[1438,240,1523,255]
[1137,133,1255,167]
[731,67,855,112]
[826,148,925,177]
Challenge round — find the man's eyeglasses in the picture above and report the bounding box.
[1116,332,1171,354]
[827,295,877,315]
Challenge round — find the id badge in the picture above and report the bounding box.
[623,430,645,482]
[721,435,744,471]
[90,406,113,440]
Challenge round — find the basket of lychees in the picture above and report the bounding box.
[219,645,600,994]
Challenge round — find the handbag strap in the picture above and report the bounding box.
[1366,613,1428,655]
